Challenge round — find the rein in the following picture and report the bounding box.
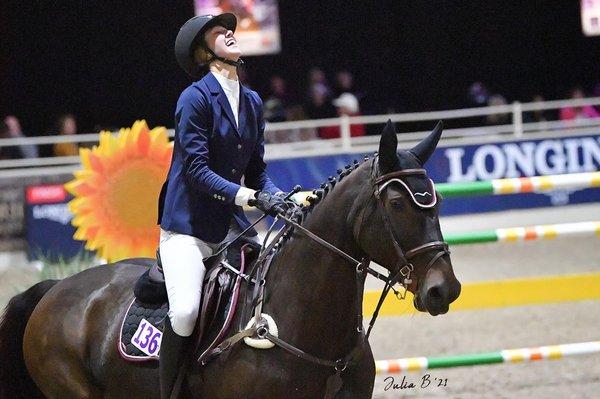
[201,159,450,398]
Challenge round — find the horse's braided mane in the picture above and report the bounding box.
[268,152,377,254]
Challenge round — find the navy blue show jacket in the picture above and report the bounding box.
[158,72,280,243]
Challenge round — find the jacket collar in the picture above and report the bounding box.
[203,72,251,137]
[203,71,251,99]
[204,71,223,94]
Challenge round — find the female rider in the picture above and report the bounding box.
[157,13,287,398]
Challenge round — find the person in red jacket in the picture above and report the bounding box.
[318,92,366,139]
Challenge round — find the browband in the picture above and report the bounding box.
[374,168,437,209]
[373,169,426,185]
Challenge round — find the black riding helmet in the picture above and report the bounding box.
[175,13,243,78]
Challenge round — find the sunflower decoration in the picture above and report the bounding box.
[65,120,173,262]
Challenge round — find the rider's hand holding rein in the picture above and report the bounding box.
[249,190,289,216]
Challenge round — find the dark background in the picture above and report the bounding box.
[1,1,598,136]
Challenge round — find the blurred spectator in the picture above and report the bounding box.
[3,115,39,158]
[523,95,553,123]
[285,105,318,141]
[264,75,294,123]
[53,114,80,156]
[264,98,286,122]
[465,81,492,126]
[560,87,600,120]
[485,94,510,125]
[308,67,329,89]
[266,105,318,143]
[333,70,366,111]
[270,75,295,107]
[305,67,333,118]
[318,93,366,139]
[0,121,23,160]
[467,82,490,107]
[334,70,355,96]
[305,83,336,120]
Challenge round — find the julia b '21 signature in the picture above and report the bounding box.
[383,374,448,391]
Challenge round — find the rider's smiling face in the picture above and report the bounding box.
[204,25,242,61]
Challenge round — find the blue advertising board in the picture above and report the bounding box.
[266,133,600,215]
[24,184,87,261]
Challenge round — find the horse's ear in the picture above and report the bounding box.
[409,120,443,165]
[378,119,399,173]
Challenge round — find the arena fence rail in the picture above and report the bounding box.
[1,96,600,170]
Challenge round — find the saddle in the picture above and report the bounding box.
[118,238,260,362]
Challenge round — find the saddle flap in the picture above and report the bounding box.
[195,244,254,363]
[197,262,236,348]
[122,243,256,363]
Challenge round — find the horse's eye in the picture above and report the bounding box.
[389,198,403,210]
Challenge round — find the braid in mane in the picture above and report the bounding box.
[269,153,377,252]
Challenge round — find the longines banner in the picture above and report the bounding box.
[266,133,600,216]
[195,0,281,55]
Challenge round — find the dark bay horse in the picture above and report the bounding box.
[0,121,460,399]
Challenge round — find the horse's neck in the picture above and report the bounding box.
[265,175,366,359]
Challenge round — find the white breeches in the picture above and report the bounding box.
[159,229,219,337]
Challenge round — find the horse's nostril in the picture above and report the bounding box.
[425,285,450,315]
[428,286,442,300]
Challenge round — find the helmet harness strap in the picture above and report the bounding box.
[202,44,244,68]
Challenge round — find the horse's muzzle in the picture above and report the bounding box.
[424,285,450,315]
[414,267,461,316]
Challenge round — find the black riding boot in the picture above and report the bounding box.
[160,319,189,399]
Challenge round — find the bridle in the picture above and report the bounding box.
[368,161,450,300]
[347,158,450,335]
[200,158,450,399]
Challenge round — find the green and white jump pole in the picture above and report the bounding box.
[436,171,600,198]
[376,340,600,374]
[444,221,600,245]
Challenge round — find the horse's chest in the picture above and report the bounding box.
[198,351,329,398]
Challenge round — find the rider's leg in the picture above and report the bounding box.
[158,229,218,399]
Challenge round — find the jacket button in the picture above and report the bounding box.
[232,168,237,174]
[237,144,242,150]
